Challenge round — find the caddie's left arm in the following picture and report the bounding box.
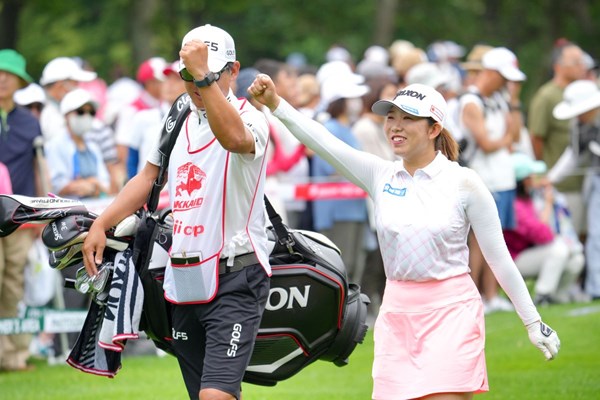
[463,168,561,361]
[179,40,255,155]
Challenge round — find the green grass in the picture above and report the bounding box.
[1,302,599,399]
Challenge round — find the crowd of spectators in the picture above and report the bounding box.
[1,35,599,371]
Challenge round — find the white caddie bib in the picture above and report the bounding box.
[164,115,229,304]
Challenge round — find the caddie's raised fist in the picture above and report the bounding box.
[179,40,210,81]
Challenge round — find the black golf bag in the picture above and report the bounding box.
[247,226,370,385]
[131,198,370,386]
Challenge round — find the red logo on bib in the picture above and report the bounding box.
[175,162,206,197]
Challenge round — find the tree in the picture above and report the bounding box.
[0,0,25,49]
[2,0,598,105]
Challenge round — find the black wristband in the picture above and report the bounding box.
[194,71,217,88]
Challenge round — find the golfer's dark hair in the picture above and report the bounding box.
[428,118,459,162]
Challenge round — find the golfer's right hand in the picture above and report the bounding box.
[526,320,560,361]
[248,74,280,112]
[82,220,107,277]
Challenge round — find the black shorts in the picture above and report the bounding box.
[171,264,269,400]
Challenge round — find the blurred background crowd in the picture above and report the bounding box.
[1,1,600,373]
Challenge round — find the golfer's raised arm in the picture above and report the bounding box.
[249,73,383,193]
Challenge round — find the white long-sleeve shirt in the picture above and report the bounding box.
[273,99,540,326]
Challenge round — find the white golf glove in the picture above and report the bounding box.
[526,320,560,360]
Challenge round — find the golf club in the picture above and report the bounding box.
[0,194,93,237]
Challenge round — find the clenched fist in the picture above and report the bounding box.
[247,74,281,111]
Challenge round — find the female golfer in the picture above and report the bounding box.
[249,76,560,400]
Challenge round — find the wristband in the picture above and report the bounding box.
[194,71,218,88]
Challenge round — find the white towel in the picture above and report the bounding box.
[98,249,144,352]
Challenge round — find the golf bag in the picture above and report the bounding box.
[246,212,371,385]
[132,200,370,385]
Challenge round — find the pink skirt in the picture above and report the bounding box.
[372,274,489,400]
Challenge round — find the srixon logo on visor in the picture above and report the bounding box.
[398,89,426,100]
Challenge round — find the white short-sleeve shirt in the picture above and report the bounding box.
[147,91,271,272]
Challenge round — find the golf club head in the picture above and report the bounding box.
[114,214,140,237]
[0,195,92,237]
[49,244,84,270]
[42,215,132,252]
[106,237,131,251]
[74,262,112,295]
[42,214,96,251]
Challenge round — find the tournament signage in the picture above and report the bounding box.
[0,307,86,335]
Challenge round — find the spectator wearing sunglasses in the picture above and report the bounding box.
[45,88,110,199]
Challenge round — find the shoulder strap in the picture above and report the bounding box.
[264,195,295,253]
[146,93,192,213]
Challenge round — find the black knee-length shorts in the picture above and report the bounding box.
[171,264,269,400]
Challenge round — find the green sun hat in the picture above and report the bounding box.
[0,49,33,84]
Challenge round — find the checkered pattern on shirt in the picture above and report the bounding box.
[376,167,470,281]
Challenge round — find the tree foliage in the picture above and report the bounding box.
[1,0,599,103]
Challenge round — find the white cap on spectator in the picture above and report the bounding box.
[482,47,526,82]
[363,45,389,65]
[14,83,46,106]
[443,41,466,59]
[316,61,364,85]
[553,80,600,120]
[372,83,447,127]
[60,88,98,115]
[404,62,450,89]
[320,77,369,108]
[179,24,236,73]
[326,46,352,63]
[40,57,97,86]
